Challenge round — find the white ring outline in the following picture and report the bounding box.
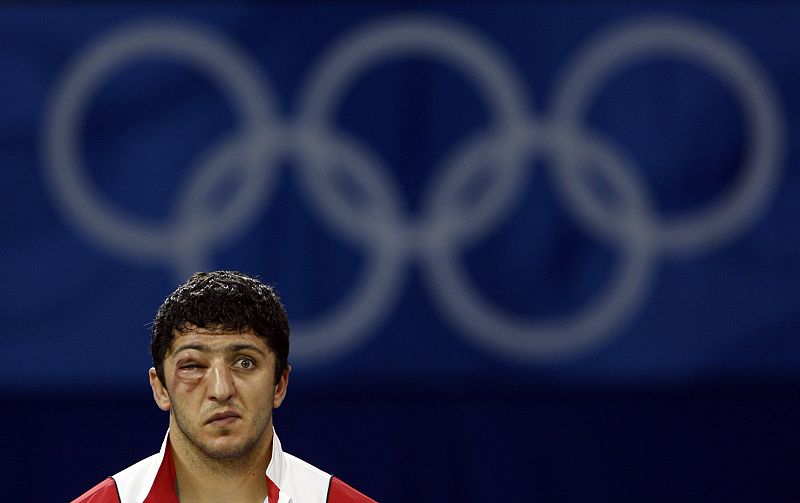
[42,20,276,264]
[295,15,531,251]
[550,16,784,255]
[424,121,658,360]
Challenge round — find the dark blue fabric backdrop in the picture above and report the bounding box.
[2,3,799,502]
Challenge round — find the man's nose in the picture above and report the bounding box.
[208,364,235,402]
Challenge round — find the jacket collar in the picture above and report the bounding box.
[265,427,286,488]
[266,427,290,502]
[142,428,289,503]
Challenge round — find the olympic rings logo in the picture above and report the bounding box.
[41,14,784,364]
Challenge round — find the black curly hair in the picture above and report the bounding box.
[151,271,289,385]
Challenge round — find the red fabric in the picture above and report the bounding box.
[266,475,281,503]
[328,477,378,503]
[71,477,119,503]
[143,439,180,503]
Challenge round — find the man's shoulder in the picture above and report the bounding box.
[278,452,332,500]
[112,451,161,481]
[328,476,378,503]
[72,452,161,503]
[71,477,120,503]
[279,452,377,502]
[283,451,331,481]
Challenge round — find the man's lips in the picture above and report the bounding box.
[206,410,241,426]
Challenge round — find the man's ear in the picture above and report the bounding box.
[273,365,290,409]
[149,367,171,411]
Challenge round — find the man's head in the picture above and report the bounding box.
[151,271,290,386]
[148,271,291,461]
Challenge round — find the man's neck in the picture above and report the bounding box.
[169,429,273,503]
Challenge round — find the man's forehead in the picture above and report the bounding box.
[168,325,269,353]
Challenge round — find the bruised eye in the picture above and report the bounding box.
[176,363,205,378]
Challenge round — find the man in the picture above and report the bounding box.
[74,271,376,503]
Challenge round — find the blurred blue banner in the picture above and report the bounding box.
[3,3,799,393]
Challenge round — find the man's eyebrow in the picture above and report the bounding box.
[171,342,266,356]
[172,343,210,355]
[226,343,266,356]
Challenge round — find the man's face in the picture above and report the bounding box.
[149,325,288,460]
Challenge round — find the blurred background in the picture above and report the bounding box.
[2,2,800,501]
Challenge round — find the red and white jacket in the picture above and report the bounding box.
[73,429,376,503]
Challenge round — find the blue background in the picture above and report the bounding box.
[2,3,799,502]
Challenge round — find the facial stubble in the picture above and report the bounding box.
[167,387,275,462]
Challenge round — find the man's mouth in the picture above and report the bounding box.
[206,410,241,426]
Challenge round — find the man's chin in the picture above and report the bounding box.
[199,438,251,460]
